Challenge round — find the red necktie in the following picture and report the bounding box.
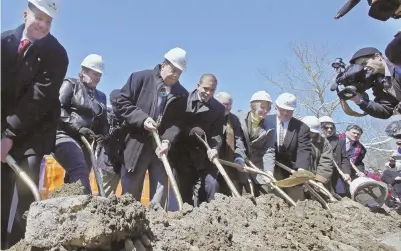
[18,39,31,56]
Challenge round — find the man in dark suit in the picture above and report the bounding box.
[115,47,189,209]
[319,116,352,197]
[265,93,311,201]
[214,92,245,195]
[1,0,68,248]
[172,74,225,206]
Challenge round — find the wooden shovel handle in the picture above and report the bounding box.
[195,133,240,197]
[152,129,184,211]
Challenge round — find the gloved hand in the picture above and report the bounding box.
[189,127,205,137]
[144,117,157,131]
[79,127,95,140]
[234,158,248,173]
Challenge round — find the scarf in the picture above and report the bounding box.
[339,133,362,164]
[226,115,235,161]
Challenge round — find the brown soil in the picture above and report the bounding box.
[7,189,401,251]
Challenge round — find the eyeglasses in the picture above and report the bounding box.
[323,126,334,130]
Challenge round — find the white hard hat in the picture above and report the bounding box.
[319,116,334,124]
[28,0,58,18]
[302,116,321,133]
[164,47,187,71]
[250,91,272,103]
[81,54,104,74]
[275,93,297,110]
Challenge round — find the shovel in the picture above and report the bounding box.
[195,133,240,198]
[219,159,296,207]
[81,136,106,197]
[6,154,41,202]
[275,161,331,209]
[275,161,337,202]
[151,129,184,211]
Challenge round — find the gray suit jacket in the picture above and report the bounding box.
[235,111,275,184]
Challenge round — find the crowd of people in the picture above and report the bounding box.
[1,0,401,249]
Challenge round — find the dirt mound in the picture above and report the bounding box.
[149,194,401,251]
[49,181,86,198]
[7,191,401,251]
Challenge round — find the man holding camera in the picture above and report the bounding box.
[347,47,401,119]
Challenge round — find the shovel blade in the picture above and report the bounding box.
[274,170,316,188]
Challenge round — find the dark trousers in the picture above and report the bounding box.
[1,154,42,249]
[53,135,92,194]
[177,167,219,207]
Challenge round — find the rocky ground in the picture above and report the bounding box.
[7,182,401,251]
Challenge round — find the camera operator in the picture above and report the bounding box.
[385,30,401,67]
[347,47,401,119]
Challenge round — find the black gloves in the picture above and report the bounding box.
[189,127,205,137]
[78,127,95,140]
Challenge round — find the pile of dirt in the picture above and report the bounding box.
[148,194,401,251]
[48,181,86,198]
[7,182,401,251]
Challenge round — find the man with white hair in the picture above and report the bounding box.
[301,116,334,189]
[1,0,68,247]
[115,48,189,209]
[265,93,311,201]
[235,91,276,196]
[215,92,245,195]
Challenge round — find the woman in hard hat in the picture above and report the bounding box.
[301,116,334,190]
[235,91,276,196]
[319,116,352,197]
[53,54,109,195]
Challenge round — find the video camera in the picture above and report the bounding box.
[335,0,401,21]
[330,58,385,100]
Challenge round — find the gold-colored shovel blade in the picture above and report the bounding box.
[274,170,316,188]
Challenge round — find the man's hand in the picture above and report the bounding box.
[357,171,366,177]
[1,137,13,163]
[350,94,361,104]
[189,127,205,137]
[156,140,170,158]
[95,134,106,147]
[79,127,95,141]
[207,149,218,161]
[343,173,351,182]
[144,117,157,132]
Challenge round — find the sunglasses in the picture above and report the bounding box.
[323,126,334,130]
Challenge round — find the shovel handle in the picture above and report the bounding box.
[275,161,337,202]
[81,136,106,197]
[332,160,352,185]
[219,159,296,207]
[152,129,184,211]
[195,133,240,198]
[6,155,41,201]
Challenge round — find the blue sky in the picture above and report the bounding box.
[2,0,399,114]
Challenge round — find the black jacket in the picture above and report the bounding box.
[115,65,189,170]
[385,34,401,66]
[1,24,68,158]
[327,135,351,192]
[57,77,109,138]
[357,61,401,119]
[172,89,225,171]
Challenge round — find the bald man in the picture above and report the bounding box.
[171,74,225,206]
